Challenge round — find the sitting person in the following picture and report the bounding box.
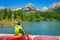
[15,21,25,36]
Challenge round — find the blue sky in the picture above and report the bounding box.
[0,0,60,8]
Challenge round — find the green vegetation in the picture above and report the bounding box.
[0,8,60,22]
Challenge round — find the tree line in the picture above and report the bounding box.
[0,8,60,22]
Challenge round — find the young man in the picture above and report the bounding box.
[15,22,25,36]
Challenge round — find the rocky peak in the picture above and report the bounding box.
[49,2,60,14]
[23,3,36,11]
[0,6,6,10]
[49,2,60,10]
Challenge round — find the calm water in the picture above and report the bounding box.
[0,21,60,36]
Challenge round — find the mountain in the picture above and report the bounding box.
[49,2,60,14]
[22,3,36,13]
[0,6,6,10]
[0,2,60,14]
[41,7,48,11]
[36,8,41,11]
[11,7,22,11]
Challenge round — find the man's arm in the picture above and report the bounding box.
[19,26,25,35]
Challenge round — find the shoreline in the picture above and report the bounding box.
[0,20,18,27]
[0,20,60,27]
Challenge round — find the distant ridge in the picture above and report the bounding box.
[22,3,37,13]
[0,6,6,10]
[0,2,60,14]
[23,3,36,11]
[11,7,22,11]
[49,2,60,14]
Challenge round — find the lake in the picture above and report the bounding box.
[0,21,60,36]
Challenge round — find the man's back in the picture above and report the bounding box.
[15,25,24,36]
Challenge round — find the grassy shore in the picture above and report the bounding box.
[0,20,18,27]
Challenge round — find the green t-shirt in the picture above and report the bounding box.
[15,25,24,36]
